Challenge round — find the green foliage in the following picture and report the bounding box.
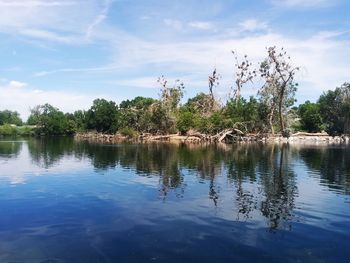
[0,124,18,136]
[0,110,23,126]
[119,96,157,132]
[298,101,323,133]
[318,90,340,135]
[86,99,119,133]
[0,124,35,136]
[119,127,138,138]
[17,126,35,136]
[176,110,195,134]
[27,104,76,136]
[224,97,260,132]
[184,92,216,116]
[149,102,177,134]
[73,110,87,131]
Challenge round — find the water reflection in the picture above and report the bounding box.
[0,138,349,231]
[0,140,22,158]
[1,138,350,262]
[299,146,350,194]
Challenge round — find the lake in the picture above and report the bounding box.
[0,138,349,263]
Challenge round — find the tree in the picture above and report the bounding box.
[224,96,260,132]
[259,47,299,136]
[319,83,350,135]
[338,83,350,134]
[86,99,119,133]
[73,110,87,131]
[119,96,156,132]
[298,101,323,133]
[27,104,75,135]
[151,76,185,134]
[176,110,195,135]
[184,92,215,117]
[0,110,23,126]
[231,52,256,104]
[208,68,220,110]
[158,76,184,112]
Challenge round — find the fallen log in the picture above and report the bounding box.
[291,132,329,137]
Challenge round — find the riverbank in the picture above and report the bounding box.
[75,131,350,145]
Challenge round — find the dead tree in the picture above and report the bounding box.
[232,51,256,104]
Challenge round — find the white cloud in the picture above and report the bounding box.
[188,21,213,30]
[8,80,27,88]
[86,0,112,39]
[0,0,346,106]
[163,19,183,30]
[19,29,82,44]
[0,0,109,44]
[271,0,336,8]
[239,19,268,32]
[109,30,350,101]
[30,28,350,102]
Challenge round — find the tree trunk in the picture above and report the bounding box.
[344,115,350,134]
[269,107,275,135]
[235,80,241,105]
[278,85,286,135]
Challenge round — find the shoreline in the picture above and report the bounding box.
[75,132,350,145]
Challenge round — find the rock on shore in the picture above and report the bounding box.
[75,131,350,145]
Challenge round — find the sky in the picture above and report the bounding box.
[0,0,349,120]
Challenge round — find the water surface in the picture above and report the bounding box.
[0,138,349,262]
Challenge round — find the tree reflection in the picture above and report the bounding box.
[0,140,22,158]
[22,138,350,230]
[258,144,298,230]
[225,144,298,230]
[227,144,262,219]
[300,146,350,194]
[27,137,75,168]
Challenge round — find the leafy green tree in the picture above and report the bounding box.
[176,110,195,134]
[0,110,23,126]
[86,99,119,133]
[298,101,323,133]
[184,92,216,116]
[319,89,344,135]
[319,83,350,135]
[119,96,156,132]
[27,104,76,135]
[224,97,260,132]
[0,124,18,136]
[73,110,87,131]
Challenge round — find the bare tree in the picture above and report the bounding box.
[232,51,256,104]
[157,75,184,111]
[208,68,220,110]
[259,46,299,136]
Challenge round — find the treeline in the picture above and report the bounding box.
[298,83,350,135]
[1,46,349,137]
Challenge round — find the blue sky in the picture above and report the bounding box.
[0,0,349,119]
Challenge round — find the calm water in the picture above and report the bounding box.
[0,138,349,263]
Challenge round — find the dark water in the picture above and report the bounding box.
[0,138,349,263]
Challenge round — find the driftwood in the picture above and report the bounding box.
[212,128,245,143]
[291,132,329,137]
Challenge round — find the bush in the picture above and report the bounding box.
[298,101,324,133]
[176,111,194,135]
[0,124,18,136]
[119,127,138,138]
